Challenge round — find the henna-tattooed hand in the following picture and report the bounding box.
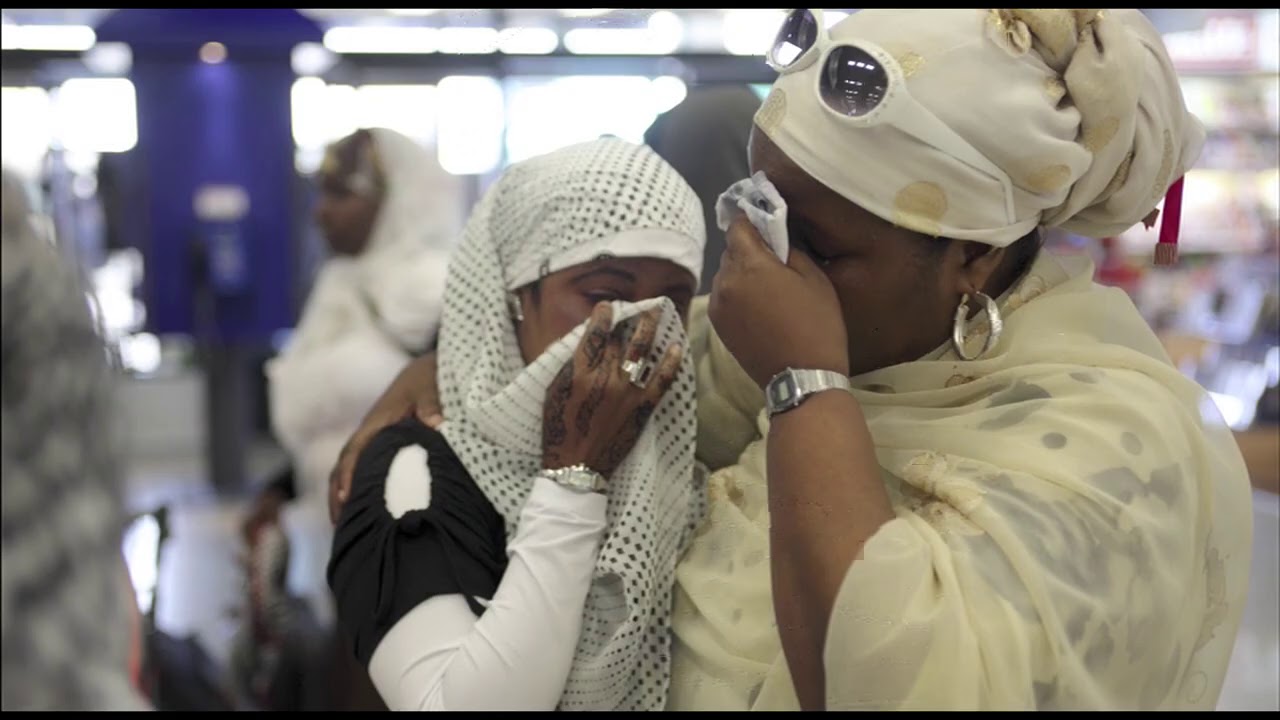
[541,303,684,479]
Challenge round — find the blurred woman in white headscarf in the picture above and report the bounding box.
[269,128,462,514]
[234,128,462,707]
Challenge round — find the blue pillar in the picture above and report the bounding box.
[97,10,322,494]
[96,9,321,339]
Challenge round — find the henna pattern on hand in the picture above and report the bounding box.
[582,323,610,370]
[575,369,609,437]
[542,360,575,465]
[598,399,657,476]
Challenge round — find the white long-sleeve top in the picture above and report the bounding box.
[357,445,607,711]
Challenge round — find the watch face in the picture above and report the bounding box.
[552,466,603,493]
[769,373,799,408]
[565,469,596,489]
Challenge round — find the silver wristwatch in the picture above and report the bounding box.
[765,367,852,418]
[539,464,608,494]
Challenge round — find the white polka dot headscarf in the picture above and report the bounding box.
[437,138,707,710]
[758,9,1204,263]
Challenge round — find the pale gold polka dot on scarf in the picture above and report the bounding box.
[707,477,729,503]
[1015,9,1078,67]
[1100,151,1135,198]
[1026,163,1073,194]
[1074,8,1106,31]
[727,482,746,508]
[755,88,787,136]
[893,181,948,236]
[1083,116,1120,153]
[946,374,977,388]
[1045,76,1067,104]
[1151,129,1174,201]
[986,9,1032,57]
[897,51,925,79]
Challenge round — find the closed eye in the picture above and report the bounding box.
[583,290,625,305]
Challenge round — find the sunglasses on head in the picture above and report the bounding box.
[767,8,1015,223]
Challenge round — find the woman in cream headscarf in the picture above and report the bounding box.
[682,7,1252,711]
[329,9,1254,711]
[327,138,707,711]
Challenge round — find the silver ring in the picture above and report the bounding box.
[620,359,651,389]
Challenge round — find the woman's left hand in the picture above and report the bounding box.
[708,216,849,389]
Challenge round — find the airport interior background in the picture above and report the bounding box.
[1,7,1277,711]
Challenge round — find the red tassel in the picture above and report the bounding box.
[1154,176,1185,266]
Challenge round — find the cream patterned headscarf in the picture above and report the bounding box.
[757,8,1204,247]
[437,138,707,710]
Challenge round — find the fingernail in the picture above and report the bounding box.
[599,303,616,328]
[425,414,444,428]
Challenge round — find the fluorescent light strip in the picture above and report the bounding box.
[436,26,499,54]
[323,26,438,54]
[564,11,682,55]
[1,24,96,52]
[498,27,559,55]
[722,10,784,57]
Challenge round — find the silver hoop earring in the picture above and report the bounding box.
[951,292,1002,361]
[507,292,524,323]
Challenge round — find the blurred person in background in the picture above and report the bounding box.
[645,85,760,290]
[234,127,461,710]
[1,168,149,711]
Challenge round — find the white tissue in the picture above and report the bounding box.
[715,171,790,264]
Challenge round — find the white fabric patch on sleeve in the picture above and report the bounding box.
[384,445,432,519]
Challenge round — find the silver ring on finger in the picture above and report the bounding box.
[620,358,652,389]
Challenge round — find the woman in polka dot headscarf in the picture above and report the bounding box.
[330,9,1253,711]
[327,138,709,711]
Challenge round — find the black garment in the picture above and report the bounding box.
[644,85,760,290]
[328,419,508,667]
[264,464,297,501]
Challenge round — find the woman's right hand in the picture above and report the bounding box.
[328,352,443,524]
[542,304,684,478]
